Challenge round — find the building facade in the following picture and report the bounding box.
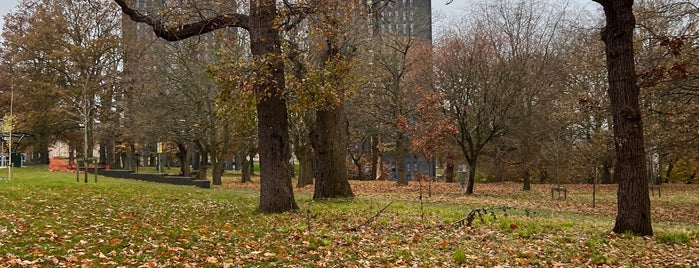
[371,0,432,42]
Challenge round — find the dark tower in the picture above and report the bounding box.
[371,0,432,42]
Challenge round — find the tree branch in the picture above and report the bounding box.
[113,0,249,41]
[349,201,394,231]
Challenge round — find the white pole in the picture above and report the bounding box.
[8,79,14,180]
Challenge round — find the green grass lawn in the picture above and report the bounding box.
[1,166,698,267]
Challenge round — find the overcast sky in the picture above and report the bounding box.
[0,1,469,28]
[0,0,20,31]
[0,0,600,39]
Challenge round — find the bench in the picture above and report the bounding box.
[551,187,567,200]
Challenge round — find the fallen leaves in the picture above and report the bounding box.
[1,174,698,267]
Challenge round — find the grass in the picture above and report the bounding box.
[1,165,698,267]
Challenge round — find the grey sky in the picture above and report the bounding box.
[0,0,20,31]
[0,1,601,38]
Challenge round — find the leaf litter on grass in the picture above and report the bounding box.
[1,173,698,266]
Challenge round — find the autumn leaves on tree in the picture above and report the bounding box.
[115,0,657,233]
[9,0,699,237]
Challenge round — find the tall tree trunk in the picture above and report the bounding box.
[600,159,612,184]
[176,142,190,177]
[240,151,253,183]
[296,146,314,187]
[99,143,106,165]
[107,140,117,168]
[654,154,662,185]
[194,142,208,181]
[39,140,50,164]
[665,160,674,183]
[212,154,225,185]
[495,155,505,182]
[395,132,408,185]
[522,169,531,191]
[354,159,364,180]
[191,149,200,171]
[212,122,231,185]
[370,135,379,180]
[444,152,454,183]
[234,153,242,171]
[251,0,298,212]
[126,144,134,170]
[539,168,548,184]
[466,156,478,195]
[596,0,652,236]
[311,106,354,198]
[249,156,256,176]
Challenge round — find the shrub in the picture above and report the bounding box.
[656,232,691,245]
[452,249,467,264]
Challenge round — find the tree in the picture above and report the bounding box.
[557,28,615,185]
[434,27,520,194]
[592,0,652,236]
[363,34,431,185]
[474,0,569,191]
[284,37,315,187]
[212,39,259,184]
[296,1,362,198]
[411,85,457,194]
[634,0,699,185]
[115,0,298,213]
[0,4,63,165]
[2,0,123,179]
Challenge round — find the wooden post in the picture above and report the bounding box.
[94,159,98,183]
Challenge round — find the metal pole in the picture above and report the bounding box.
[8,80,13,180]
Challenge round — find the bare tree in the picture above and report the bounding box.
[115,0,298,213]
[434,26,520,194]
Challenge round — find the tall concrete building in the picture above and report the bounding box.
[371,0,432,42]
[367,0,435,182]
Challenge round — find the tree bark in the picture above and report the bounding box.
[251,1,298,212]
[296,145,314,187]
[495,156,505,182]
[311,106,354,198]
[195,142,208,181]
[354,159,364,180]
[249,155,256,176]
[212,154,225,185]
[595,0,652,236]
[665,160,674,183]
[466,156,477,195]
[522,169,531,191]
[395,132,409,185]
[600,159,612,184]
[176,142,190,177]
[444,160,454,183]
[240,152,252,183]
[39,140,50,164]
[370,135,379,180]
[106,140,117,168]
[191,149,200,171]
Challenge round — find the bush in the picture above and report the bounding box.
[656,232,691,245]
[452,249,467,264]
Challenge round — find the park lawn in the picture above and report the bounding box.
[0,166,697,267]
